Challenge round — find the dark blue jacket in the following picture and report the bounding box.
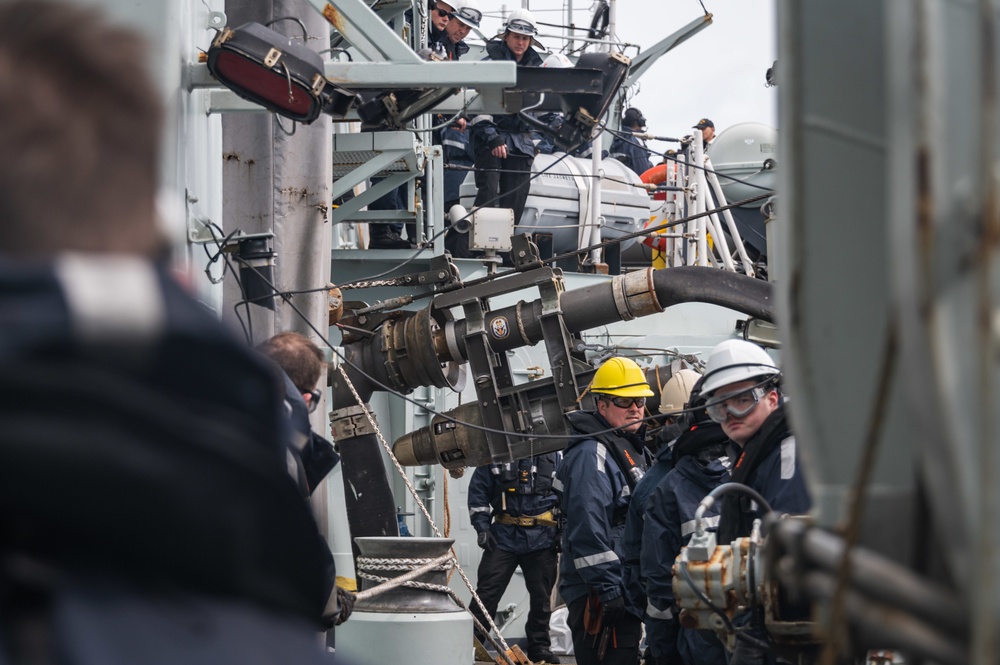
[468,453,561,554]
[608,126,652,175]
[620,440,675,613]
[440,125,474,204]
[556,411,648,618]
[427,25,470,61]
[642,422,730,665]
[0,256,331,625]
[470,40,543,157]
[717,405,812,543]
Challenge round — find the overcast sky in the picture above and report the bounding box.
[480,0,778,150]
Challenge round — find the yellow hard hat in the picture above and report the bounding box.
[590,357,655,398]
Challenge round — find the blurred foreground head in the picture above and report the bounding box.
[0,0,164,257]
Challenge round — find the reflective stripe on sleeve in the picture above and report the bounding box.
[55,255,165,343]
[646,601,673,620]
[442,139,467,150]
[470,115,494,125]
[596,443,607,474]
[470,506,492,515]
[573,550,619,569]
[680,515,720,537]
[780,436,796,479]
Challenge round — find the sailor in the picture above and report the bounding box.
[438,0,480,61]
[257,332,355,632]
[470,9,544,229]
[619,368,699,665]
[609,107,653,175]
[694,117,716,150]
[257,332,341,498]
[435,0,480,257]
[700,339,812,664]
[468,452,562,665]
[428,0,455,56]
[701,340,812,540]
[0,2,332,661]
[555,357,652,665]
[641,379,731,665]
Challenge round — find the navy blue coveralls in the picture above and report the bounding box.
[470,40,543,228]
[608,126,653,176]
[620,434,676,664]
[468,453,561,660]
[718,404,812,665]
[642,422,731,665]
[555,411,648,665]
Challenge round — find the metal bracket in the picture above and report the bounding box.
[330,403,378,439]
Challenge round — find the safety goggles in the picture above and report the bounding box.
[506,19,537,36]
[306,388,323,413]
[452,7,482,27]
[604,396,647,409]
[704,386,766,423]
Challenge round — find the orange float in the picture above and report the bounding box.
[638,163,677,260]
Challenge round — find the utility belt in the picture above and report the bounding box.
[495,511,558,528]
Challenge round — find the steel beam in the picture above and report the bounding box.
[189,60,517,90]
[624,14,713,88]
[301,0,420,62]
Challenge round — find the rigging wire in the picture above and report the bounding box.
[336,113,771,290]
[602,125,776,193]
[208,115,765,441]
[335,140,587,289]
[270,187,767,305]
[233,250,692,441]
[264,16,309,41]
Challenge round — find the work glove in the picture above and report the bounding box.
[334,587,356,626]
[477,530,497,552]
[600,595,626,625]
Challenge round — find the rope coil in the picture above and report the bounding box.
[357,556,455,571]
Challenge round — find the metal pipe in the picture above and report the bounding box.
[705,162,756,277]
[774,521,967,637]
[447,266,774,360]
[692,137,709,266]
[800,571,967,665]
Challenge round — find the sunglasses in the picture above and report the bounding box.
[604,396,647,409]
[435,8,451,17]
[306,388,323,413]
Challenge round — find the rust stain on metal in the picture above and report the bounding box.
[322,3,345,32]
[222,152,241,162]
[280,187,313,200]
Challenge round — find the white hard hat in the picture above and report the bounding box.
[659,368,701,415]
[504,8,538,36]
[449,0,482,28]
[542,53,573,68]
[700,339,779,396]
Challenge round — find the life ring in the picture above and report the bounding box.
[639,163,668,185]
[641,216,667,253]
[639,163,676,257]
[588,0,609,40]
